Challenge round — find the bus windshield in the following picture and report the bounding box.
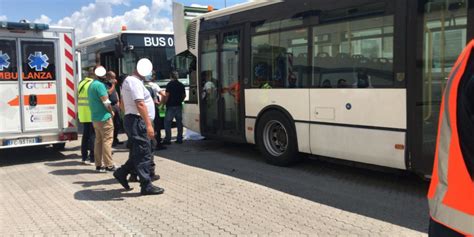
[121,46,187,86]
[121,47,190,86]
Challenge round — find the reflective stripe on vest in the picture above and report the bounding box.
[159,104,166,118]
[77,78,94,123]
[262,82,272,89]
[428,40,474,236]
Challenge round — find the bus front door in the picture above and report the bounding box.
[200,29,243,139]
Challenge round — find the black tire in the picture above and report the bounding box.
[52,143,66,150]
[256,110,300,166]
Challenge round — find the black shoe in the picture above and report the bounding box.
[96,166,106,173]
[155,145,167,151]
[162,141,171,145]
[141,185,164,195]
[151,174,160,181]
[105,166,116,172]
[113,170,132,190]
[112,140,124,147]
[128,175,139,183]
[175,140,183,144]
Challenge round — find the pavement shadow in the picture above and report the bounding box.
[0,146,69,167]
[49,169,99,176]
[64,145,81,152]
[45,160,84,167]
[63,153,82,159]
[74,178,118,188]
[74,188,139,201]
[158,140,430,233]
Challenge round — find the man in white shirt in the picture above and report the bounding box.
[113,61,164,196]
[144,75,167,150]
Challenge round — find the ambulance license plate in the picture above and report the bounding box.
[3,137,40,146]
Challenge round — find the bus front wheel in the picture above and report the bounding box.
[256,110,300,166]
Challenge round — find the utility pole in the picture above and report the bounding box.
[225,0,227,7]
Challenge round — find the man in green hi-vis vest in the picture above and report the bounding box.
[78,68,95,165]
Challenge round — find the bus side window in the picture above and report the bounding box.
[313,15,395,88]
[251,28,308,89]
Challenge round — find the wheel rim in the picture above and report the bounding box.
[263,120,288,157]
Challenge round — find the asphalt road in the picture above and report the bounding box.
[0,135,429,236]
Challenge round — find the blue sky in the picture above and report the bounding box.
[0,0,247,22]
[0,0,248,40]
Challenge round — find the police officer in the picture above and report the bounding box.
[113,59,164,195]
[77,68,95,165]
[127,75,164,183]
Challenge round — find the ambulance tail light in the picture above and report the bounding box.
[59,132,78,141]
[0,21,49,31]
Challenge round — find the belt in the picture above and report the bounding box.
[125,114,141,119]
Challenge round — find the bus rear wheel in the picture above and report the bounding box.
[256,111,300,166]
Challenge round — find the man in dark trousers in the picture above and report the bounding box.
[77,68,95,165]
[113,59,164,195]
[163,70,186,145]
[127,75,164,183]
[105,71,123,147]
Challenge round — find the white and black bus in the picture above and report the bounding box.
[77,30,190,91]
[173,0,472,176]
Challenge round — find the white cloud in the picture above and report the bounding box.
[97,0,130,5]
[190,4,208,8]
[152,0,172,12]
[90,5,172,35]
[34,15,52,24]
[0,15,7,21]
[50,0,172,41]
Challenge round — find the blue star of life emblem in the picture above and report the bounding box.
[0,51,10,71]
[28,51,49,71]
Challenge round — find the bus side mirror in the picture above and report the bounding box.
[115,39,123,58]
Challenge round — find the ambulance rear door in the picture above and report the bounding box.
[18,39,60,132]
[0,38,21,134]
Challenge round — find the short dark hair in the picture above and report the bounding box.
[170,70,179,79]
[106,71,116,78]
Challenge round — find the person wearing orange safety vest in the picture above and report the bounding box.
[77,75,95,165]
[428,40,474,237]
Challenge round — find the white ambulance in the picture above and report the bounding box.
[0,21,78,149]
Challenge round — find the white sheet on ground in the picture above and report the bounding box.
[184,129,205,141]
